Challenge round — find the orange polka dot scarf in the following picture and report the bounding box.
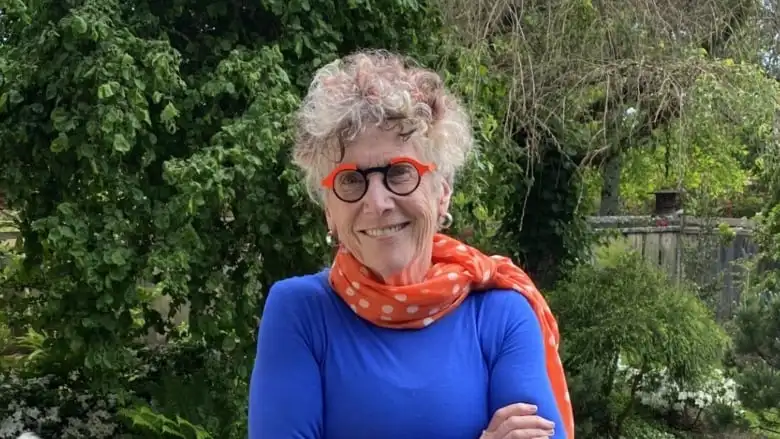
[329,233,575,438]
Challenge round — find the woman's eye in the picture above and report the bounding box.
[387,164,415,182]
[338,172,363,186]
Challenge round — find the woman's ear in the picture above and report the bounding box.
[324,206,335,232]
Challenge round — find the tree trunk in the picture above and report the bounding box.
[599,150,623,215]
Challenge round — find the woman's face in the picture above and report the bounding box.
[323,125,451,281]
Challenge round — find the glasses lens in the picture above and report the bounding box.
[386,162,420,195]
[333,170,367,202]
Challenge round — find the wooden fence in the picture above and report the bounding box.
[589,215,758,320]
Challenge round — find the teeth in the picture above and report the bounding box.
[364,224,406,237]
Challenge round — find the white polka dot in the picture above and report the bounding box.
[394,294,407,302]
[482,271,491,282]
[381,304,394,314]
[451,284,460,294]
[359,299,370,308]
[429,307,440,316]
[380,315,393,321]
[434,269,443,276]
[564,391,570,402]
[338,270,344,276]
[423,317,435,326]
[456,245,467,252]
[351,281,361,290]
[346,287,356,296]
[548,335,556,346]
[435,240,446,247]
[406,305,419,314]
[350,304,357,313]
[447,272,458,281]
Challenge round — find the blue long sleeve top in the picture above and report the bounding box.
[248,269,565,439]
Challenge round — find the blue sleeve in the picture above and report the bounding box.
[248,279,323,439]
[488,292,565,438]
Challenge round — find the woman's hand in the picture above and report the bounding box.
[481,403,556,439]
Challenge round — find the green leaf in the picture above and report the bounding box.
[113,133,131,152]
[109,249,127,265]
[161,102,180,123]
[71,15,88,34]
[161,425,186,438]
[98,82,116,100]
[8,90,23,104]
[50,133,69,152]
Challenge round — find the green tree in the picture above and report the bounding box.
[618,63,780,216]
[436,0,771,217]
[0,0,444,436]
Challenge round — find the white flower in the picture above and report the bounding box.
[17,433,42,439]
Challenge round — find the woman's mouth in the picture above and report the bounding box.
[360,222,410,238]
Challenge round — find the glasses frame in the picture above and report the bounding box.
[320,156,436,203]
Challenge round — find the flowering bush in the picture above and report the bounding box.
[616,358,746,428]
[0,372,119,439]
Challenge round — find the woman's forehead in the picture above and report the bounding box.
[339,133,419,167]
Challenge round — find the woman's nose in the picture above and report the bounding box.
[361,174,394,213]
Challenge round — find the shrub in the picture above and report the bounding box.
[0,372,120,439]
[621,361,747,430]
[731,285,780,430]
[549,238,730,437]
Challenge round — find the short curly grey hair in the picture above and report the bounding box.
[292,49,473,203]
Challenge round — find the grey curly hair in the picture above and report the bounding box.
[292,50,474,203]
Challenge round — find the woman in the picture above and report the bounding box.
[248,50,574,439]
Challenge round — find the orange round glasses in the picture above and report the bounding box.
[320,156,436,203]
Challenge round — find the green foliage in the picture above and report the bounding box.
[618,61,780,216]
[498,145,595,288]
[0,370,123,439]
[436,45,509,251]
[0,0,447,436]
[732,288,780,429]
[120,405,213,439]
[550,239,729,437]
[620,418,677,439]
[1,0,773,438]
[729,94,780,433]
[438,41,596,287]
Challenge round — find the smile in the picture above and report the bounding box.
[360,222,410,237]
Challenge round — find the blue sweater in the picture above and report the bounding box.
[248,269,565,439]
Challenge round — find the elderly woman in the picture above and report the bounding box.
[248,50,574,439]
